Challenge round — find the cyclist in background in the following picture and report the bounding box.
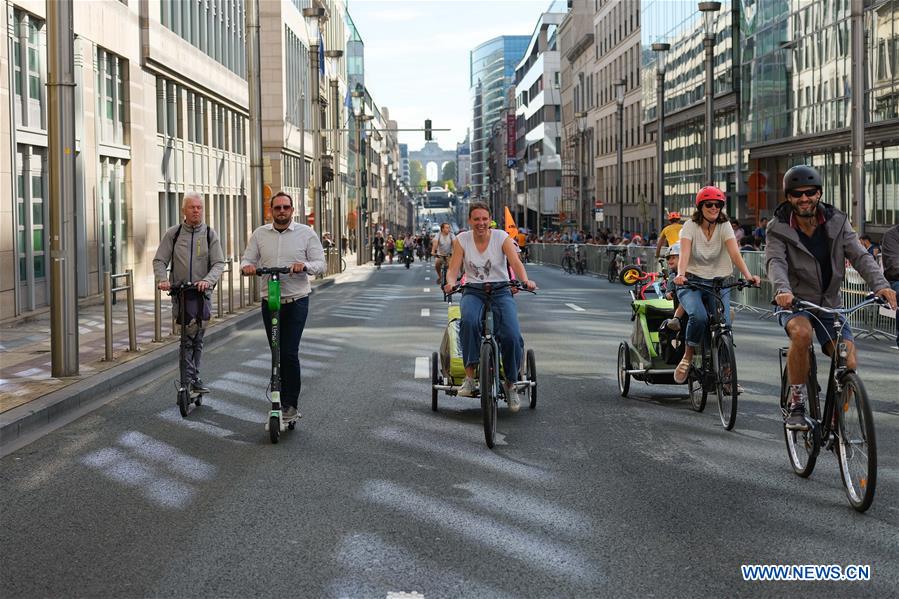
[766,165,896,430]
[673,187,760,384]
[432,222,454,286]
[655,212,682,259]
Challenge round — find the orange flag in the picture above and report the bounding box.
[504,206,519,239]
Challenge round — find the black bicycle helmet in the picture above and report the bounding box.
[783,165,822,192]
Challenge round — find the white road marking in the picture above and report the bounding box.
[414,356,429,379]
[424,276,431,281]
[423,288,431,293]
[566,303,585,312]
[421,308,430,317]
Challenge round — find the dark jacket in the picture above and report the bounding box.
[765,201,888,308]
[882,224,899,282]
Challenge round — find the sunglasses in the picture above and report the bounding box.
[787,189,819,199]
[702,201,724,209]
[272,205,293,211]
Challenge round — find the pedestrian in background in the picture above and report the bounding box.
[153,192,225,395]
[240,191,325,421]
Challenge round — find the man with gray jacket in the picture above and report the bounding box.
[153,192,225,394]
[881,223,899,348]
[766,165,896,431]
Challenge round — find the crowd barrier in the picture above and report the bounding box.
[528,243,896,341]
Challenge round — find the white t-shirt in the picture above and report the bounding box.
[679,219,736,279]
[457,230,510,283]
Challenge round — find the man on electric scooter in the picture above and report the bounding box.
[241,191,325,421]
[443,202,537,411]
[153,192,225,396]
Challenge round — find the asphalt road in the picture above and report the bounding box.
[2,260,898,598]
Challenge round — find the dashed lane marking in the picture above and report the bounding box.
[566,303,586,312]
[423,288,431,293]
[421,308,430,317]
[414,356,429,379]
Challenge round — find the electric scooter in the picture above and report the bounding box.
[169,282,206,418]
[251,266,298,443]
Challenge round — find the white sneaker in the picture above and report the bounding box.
[458,377,477,397]
[505,382,521,412]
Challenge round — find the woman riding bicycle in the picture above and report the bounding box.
[443,202,537,411]
[673,186,760,383]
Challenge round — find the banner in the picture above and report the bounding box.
[506,113,516,159]
[504,206,518,240]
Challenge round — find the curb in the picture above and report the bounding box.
[0,277,336,454]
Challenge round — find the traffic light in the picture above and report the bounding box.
[424,119,432,141]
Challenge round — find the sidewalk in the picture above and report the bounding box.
[0,258,373,452]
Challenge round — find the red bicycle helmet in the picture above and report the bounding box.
[695,186,726,206]
[667,211,681,220]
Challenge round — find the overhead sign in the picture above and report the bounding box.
[506,113,516,158]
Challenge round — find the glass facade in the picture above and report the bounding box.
[159,0,246,77]
[470,35,530,199]
[740,0,899,230]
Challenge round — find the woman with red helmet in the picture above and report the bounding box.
[672,186,761,384]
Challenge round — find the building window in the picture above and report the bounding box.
[12,9,46,129]
[15,146,47,282]
[96,47,127,145]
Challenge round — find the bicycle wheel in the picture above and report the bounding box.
[526,348,537,409]
[479,343,497,449]
[561,256,573,273]
[780,354,819,478]
[431,351,440,412]
[607,262,617,283]
[836,372,877,512]
[617,343,631,397]
[714,334,738,430]
[619,265,643,286]
[688,373,706,412]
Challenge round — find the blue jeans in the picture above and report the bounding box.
[676,276,732,348]
[460,286,524,384]
[261,296,309,409]
[892,281,899,349]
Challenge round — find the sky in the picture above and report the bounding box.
[347,0,551,152]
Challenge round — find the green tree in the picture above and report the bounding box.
[441,161,456,183]
[410,160,425,190]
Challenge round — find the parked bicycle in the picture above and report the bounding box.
[775,295,886,512]
[607,247,627,282]
[682,278,756,430]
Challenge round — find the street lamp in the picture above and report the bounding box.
[535,144,543,240]
[575,111,587,237]
[302,5,326,238]
[351,84,372,265]
[699,1,721,186]
[651,41,670,230]
[615,78,626,236]
[325,49,343,268]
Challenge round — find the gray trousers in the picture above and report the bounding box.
[178,320,206,385]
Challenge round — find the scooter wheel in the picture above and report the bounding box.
[177,389,190,418]
[287,421,296,430]
[194,394,203,407]
[269,416,280,443]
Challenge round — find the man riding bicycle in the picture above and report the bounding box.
[432,222,454,286]
[766,165,897,430]
[443,202,537,411]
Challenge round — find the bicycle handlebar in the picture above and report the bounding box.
[167,281,199,296]
[445,280,536,298]
[242,266,293,276]
[681,278,757,292]
[776,294,887,316]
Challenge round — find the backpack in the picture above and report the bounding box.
[171,224,213,270]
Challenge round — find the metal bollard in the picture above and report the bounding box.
[227,258,234,314]
[125,270,138,352]
[216,275,223,319]
[153,286,163,342]
[103,272,114,361]
[239,269,245,309]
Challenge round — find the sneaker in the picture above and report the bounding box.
[785,385,808,431]
[505,382,521,412]
[458,377,477,397]
[190,379,210,394]
[282,406,301,421]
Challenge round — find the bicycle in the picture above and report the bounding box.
[775,295,886,512]
[607,247,627,283]
[619,259,667,300]
[169,281,207,418]
[682,278,756,430]
[246,266,298,444]
[374,247,384,269]
[444,280,537,448]
[575,246,587,275]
